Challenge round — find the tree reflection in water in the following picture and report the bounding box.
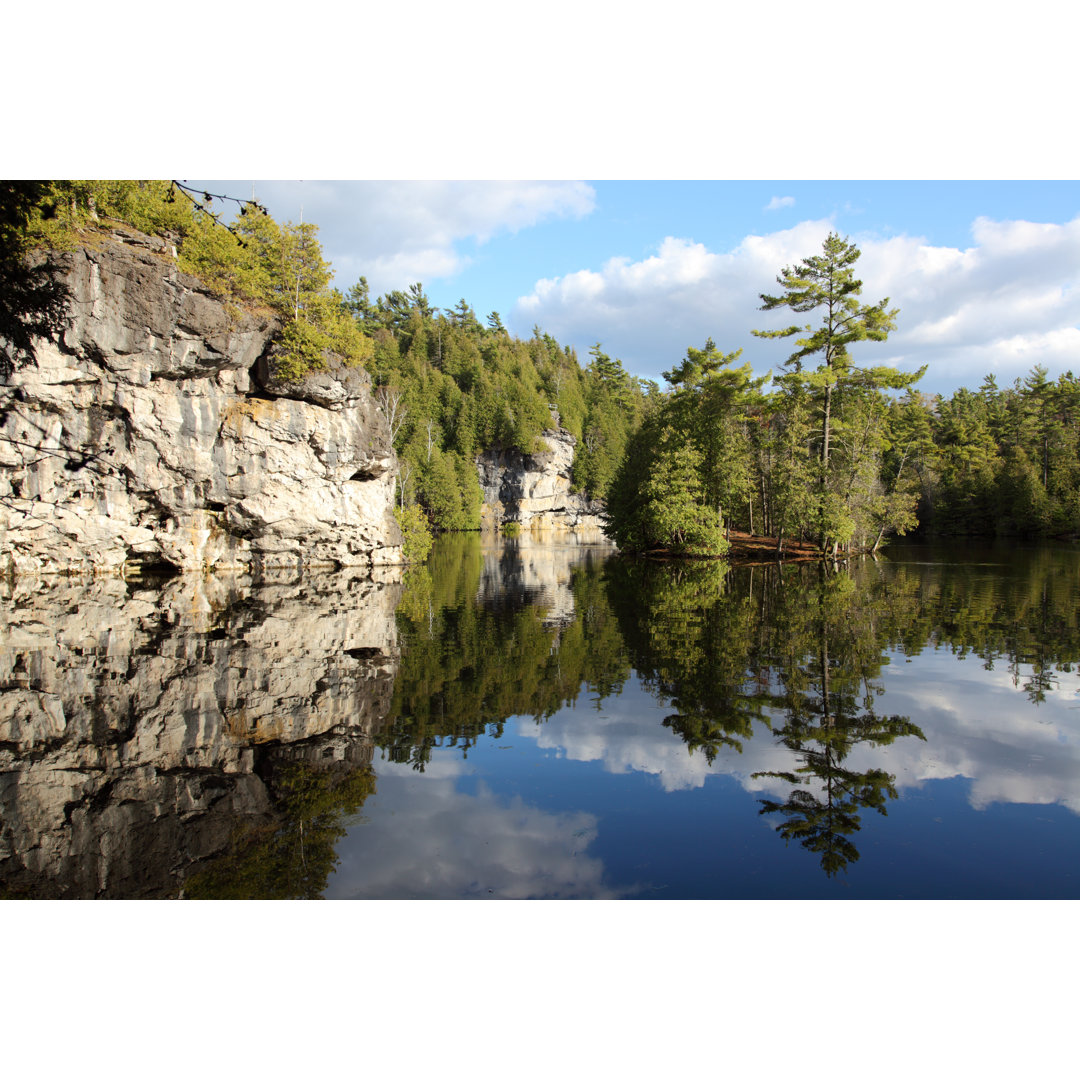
[185,759,377,900]
[607,557,926,877]
[7,536,1078,897]
[379,533,631,772]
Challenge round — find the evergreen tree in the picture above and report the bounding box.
[753,232,914,552]
[662,339,766,538]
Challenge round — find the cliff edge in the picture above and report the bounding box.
[0,228,403,575]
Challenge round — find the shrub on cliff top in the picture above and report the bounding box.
[17,181,373,378]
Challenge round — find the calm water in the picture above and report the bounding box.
[3,534,1080,899]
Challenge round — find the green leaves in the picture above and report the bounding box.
[394,503,434,563]
[753,231,898,375]
[752,231,913,552]
[607,420,729,557]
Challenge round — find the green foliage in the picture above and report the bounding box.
[416,448,472,531]
[185,761,376,899]
[607,420,729,557]
[639,429,728,556]
[13,180,374,379]
[0,181,71,377]
[394,503,434,563]
[924,369,1080,538]
[571,344,647,500]
[357,284,642,532]
[753,231,898,371]
[752,232,915,552]
[607,339,766,557]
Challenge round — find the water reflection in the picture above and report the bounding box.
[0,569,401,898]
[751,568,926,876]
[378,533,628,772]
[325,758,622,900]
[4,536,1080,897]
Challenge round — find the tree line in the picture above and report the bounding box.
[5,181,646,549]
[606,232,1080,557]
[7,184,1080,554]
[342,280,651,534]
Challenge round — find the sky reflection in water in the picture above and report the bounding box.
[327,537,1080,900]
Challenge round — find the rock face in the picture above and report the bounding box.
[0,570,400,898]
[476,426,607,532]
[0,229,402,575]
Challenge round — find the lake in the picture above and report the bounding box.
[3,533,1079,899]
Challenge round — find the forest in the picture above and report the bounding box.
[5,180,1080,558]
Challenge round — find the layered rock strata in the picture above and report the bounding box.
[476,426,607,532]
[0,229,402,575]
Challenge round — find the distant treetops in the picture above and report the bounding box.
[9,188,1079,553]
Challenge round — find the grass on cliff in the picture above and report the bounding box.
[20,180,373,381]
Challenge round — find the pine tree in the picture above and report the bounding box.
[753,232,913,552]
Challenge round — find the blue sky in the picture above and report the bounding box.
[21,3,1078,402]
[191,179,1080,397]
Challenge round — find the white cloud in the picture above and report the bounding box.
[765,195,795,211]
[513,215,1080,394]
[220,180,596,296]
[325,759,623,899]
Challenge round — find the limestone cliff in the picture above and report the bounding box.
[477,426,607,532]
[0,228,403,575]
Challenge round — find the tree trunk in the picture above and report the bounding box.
[819,380,833,549]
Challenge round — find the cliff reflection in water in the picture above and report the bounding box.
[0,569,401,899]
[5,536,1080,897]
[376,532,628,772]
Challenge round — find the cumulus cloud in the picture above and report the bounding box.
[515,647,1080,816]
[234,179,596,296]
[765,195,795,211]
[326,758,623,899]
[516,680,797,794]
[515,218,836,380]
[513,215,1080,394]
